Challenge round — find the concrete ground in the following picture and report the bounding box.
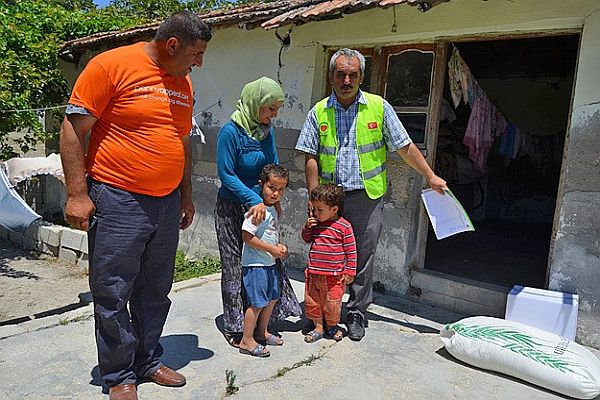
[1,268,590,400]
[0,238,89,322]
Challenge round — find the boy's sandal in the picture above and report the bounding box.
[264,334,284,346]
[304,330,324,343]
[239,344,270,357]
[327,325,346,342]
[255,333,284,346]
[302,320,316,335]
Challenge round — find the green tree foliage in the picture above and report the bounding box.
[0,0,143,159]
[0,0,253,160]
[110,0,232,21]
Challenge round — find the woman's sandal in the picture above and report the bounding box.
[304,330,324,343]
[327,325,346,342]
[224,332,242,348]
[239,344,270,357]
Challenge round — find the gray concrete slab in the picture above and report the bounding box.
[0,272,590,400]
[0,238,89,323]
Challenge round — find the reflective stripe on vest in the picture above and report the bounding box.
[315,92,387,199]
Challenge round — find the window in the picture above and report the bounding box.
[384,48,434,146]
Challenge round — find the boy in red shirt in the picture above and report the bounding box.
[302,183,357,342]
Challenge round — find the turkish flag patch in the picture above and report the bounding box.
[319,123,328,132]
[367,122,378,130]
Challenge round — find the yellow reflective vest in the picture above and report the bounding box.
[315,92,387,199]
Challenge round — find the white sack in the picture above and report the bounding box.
[440,316,600,399]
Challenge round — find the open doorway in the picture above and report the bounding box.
[424,35,579,289]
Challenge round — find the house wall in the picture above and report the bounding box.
[182,0,600,299]
[547,8,600,348]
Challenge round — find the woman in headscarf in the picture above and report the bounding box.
[215,77,301,347]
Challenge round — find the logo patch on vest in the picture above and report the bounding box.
[319,123,328,133]
[367,122,378,130]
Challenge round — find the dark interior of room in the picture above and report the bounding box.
[424,35,580,289]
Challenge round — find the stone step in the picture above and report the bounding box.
[409,268,511,318]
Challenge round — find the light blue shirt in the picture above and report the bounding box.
[241,206,279,267]
[295,90,412,191]
[66,104,91,115]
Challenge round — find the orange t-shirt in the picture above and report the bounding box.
[69,42,193,196]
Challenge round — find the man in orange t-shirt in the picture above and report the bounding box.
[59,12,211,400]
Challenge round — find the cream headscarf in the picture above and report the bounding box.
[230,77,284,140]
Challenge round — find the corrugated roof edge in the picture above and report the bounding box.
[59,0,306,54]
[59,0,450,57]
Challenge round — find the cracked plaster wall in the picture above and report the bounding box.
[548,9,600,347]
[179,0,600,304]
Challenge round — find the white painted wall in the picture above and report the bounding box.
[190,26,318,138]
[184,0,600,299]
[190,0,600,136]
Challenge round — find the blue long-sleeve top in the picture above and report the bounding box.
[217,120,279,206]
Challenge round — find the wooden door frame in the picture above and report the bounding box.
[412,41,447,270]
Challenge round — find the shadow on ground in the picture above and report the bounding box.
[285,265,458,332]
[0,263,40,279]
[89,334,214,392]
[1,238,50,263]
[434,347,572,399]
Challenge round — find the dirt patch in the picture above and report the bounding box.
[0,238,89,322]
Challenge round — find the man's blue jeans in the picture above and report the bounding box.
[87,180,180,387]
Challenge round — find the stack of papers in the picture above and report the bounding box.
[421,188,474,240]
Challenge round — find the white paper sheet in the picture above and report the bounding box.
[421,188,474,240]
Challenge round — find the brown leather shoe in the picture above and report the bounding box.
[147,366,186,387]
[109,384,138,400]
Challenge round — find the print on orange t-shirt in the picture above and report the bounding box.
[69,42,194,197]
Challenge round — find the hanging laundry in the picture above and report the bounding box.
[492,103,508,139]
[499,123,514,159]
[189,115,206,144]
[448,47,480,108]
[440,98,457,123]
[448,46,524,173]
[512,127,521,159]
[464,96,492,171]
[500,123,521,160]
[448,48,463,108]
[459,57,475,106]
[468,80,485,108]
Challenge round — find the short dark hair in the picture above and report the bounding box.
[259,164,289,186]
[155,11,212,46]
[310,183,344,209]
